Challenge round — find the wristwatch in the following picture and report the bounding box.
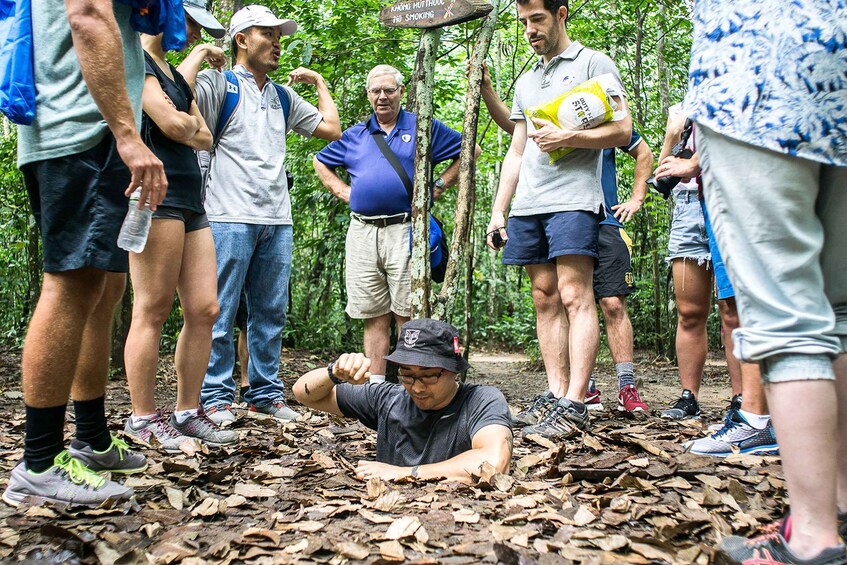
[410,465,420,479]
[327,362,344,385]
[433,177,445,190]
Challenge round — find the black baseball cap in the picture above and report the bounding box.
[385,319,470,374]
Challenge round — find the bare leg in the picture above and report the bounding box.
[238,331,249,389]
[526,264,568,397]
[599,296,633,365]
[766,376,840,557]
[672,259,712,397]
[836,354,847,514]
[557,255,599,402]
[717,297,743,398]
[23,268,107,408]
[124,220,185,416]
[71,272,126,401]
[174,227,219,412]
[364,313,393,376]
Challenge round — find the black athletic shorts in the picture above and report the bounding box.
[22,134,131,273]
[593,224,635,299]
[153,206,210,232]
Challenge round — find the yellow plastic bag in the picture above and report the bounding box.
[527,73,626,163]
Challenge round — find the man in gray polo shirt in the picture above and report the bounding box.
[485,0,631,438]
[182,5,341,424]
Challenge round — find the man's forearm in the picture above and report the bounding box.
[66,0,139,144]
[293,367,336,407]
[415,444,511,483]
[176,45,210,90]
[492,148,521,214]
[481,84,515,135]
[315,79,341,139]
[313,157,350,203]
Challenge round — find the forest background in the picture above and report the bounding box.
[0,0,700,368]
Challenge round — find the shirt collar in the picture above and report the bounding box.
[233,64,269,87]
[532,40,585,71]
[366,108,413,135]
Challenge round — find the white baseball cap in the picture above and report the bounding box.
[229,5,297,37]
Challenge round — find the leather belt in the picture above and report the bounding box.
[351,212,410,228]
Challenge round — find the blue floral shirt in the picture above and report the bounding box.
[684,1,847,166]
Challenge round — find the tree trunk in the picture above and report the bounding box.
[409,27,442,318]
[433,0,500,322]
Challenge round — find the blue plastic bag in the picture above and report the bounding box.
[0,0,36,125]
[409,214,449,283]
[116,0,186,52]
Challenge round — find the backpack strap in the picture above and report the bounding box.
[273,82,291,128]
[213,70,241,147]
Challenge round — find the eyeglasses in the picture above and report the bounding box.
[367,86,400,96]
[398,369,444,385]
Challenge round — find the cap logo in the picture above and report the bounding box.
[403,329,420,347]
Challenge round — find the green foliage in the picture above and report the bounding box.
[0,0,727,361]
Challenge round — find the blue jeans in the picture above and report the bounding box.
[201,222,293,408]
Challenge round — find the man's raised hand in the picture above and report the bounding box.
[332,353,371,385]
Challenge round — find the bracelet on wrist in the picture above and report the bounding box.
[327,362,344,385]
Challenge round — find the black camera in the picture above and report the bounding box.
[648,118,694,199]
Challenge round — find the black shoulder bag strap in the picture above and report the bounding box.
[372,131,415,203]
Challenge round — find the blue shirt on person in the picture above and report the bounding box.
[599,130,643,228]
[315,109,463,216]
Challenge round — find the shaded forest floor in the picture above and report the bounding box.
[0,346,785,564]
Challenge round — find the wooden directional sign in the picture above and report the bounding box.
[380,0,493,29]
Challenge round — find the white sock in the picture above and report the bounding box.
[131,413,158,427]
[173,408,198,424]
[739,409,770,429]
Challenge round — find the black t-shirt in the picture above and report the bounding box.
[142,51,204,213]
[336,382,513,467]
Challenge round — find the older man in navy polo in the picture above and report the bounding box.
[314,64,477,380]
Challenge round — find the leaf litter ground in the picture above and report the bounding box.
[0,347,786,564]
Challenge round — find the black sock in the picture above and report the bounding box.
[73,396,111,452]
[24,404,67,473]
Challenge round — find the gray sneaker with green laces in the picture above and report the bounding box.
[69,434,148,474]
[2,451,133,508]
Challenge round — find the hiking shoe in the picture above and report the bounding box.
[2,451,133,508]
[523,398,590,439]
[124,411,190,453]
[585,388,604,411]
[714,521,847,565]
[512,391,557,428]
[247,399,299,421]
[617,384,648,413]
[684,411,778,457]
[69,434,147,474]
[170,409,238,446]
[205,403,236,426]
[709,393,743,432]
[661,389,701,420]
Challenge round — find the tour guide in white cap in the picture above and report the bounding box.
[183,4,342,425]
[293,319,514,483]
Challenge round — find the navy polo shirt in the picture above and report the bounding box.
[316,109,462,216]
[600,130,643,228]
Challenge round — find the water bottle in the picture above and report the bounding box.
[117,188,152,253]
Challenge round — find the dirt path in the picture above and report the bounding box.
[0,346,782,564]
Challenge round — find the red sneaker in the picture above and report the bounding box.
[617,384,648,413]
[585,388,604,411]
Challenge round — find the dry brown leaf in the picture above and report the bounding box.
[571,505,597,526]
[630,542,674,562]
[334,541,370,560]
[282,538,309,554]
[358,508,395,524]
[629,457,649,468]
[384,517,422,540]
[590,534,629,551]
[276,521,324,533]
[583,435,603,451]
[165,487,183,511]
[233,483,277,498]
[378,540,406,561]
[312,451,336,469]
[510,533,530,547]
[366,477,388,499]
[696,474,723,489]
[372,489,403,512]
[525,434,558,449]
[224,494,247,508]
[242,528,280,546]
[190,498,219,517]
[452,509,480,524]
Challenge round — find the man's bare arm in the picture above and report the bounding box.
[479,63,515,135]
[313,157,351,203]
[176,44,226,91]
[485,120,526,249]
[612,138,655,222]
[65,0,166,208]
[287,68,341,141]
[293,353,371,417]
